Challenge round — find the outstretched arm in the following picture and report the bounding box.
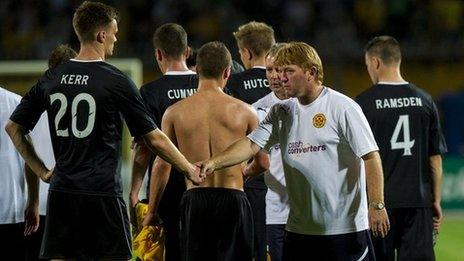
[201,137,262,176]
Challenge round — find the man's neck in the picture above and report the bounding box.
[161,60,190,74]
[76,44,105,61]
[197,78,224,92]
[247,56,266,69]
[377,68,405,83]
[298,83,324,105]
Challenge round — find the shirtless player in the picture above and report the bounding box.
[143,41,269,261]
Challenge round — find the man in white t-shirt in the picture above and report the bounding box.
[200,42,390,260]
[244,43,289,261]
[0,87,27,260]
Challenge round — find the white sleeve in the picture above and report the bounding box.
[248,105,279,151]
[341,104,379,157]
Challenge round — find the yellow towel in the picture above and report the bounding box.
[132,202,165,261]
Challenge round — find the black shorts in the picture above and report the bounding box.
[283,230,375,261]
[372,207,434,261]
[244,186,267,261]
[180,187,254,261]
[40,191,131,260]
[0,222,25,260]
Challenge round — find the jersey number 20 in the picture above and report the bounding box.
[390,115,415,156]
[50,93,96,138]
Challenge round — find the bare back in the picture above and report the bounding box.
[164,87,257,190]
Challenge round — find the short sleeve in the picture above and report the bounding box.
[340,104,379,157]
[429,101,447,155]
[10,77,48,132]
[113,77,157,137]
[248,104,279,151]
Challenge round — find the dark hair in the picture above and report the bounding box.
[72,1,118,43]
[48,44,77,69]
[196,41,231,79]
[364,36,402,65]
[153,23,188,59]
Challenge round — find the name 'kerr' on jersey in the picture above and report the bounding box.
[356,82,447,208]
[10,59,157,196]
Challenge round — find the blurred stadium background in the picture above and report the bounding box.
[0,0,463,259]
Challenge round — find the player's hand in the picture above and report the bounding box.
[142,212,162,227]
[432,201,443,231]
[24,204,40,236]
[198,160,216,177]
[369,208,390,238]
[40,168,54,183]
[186,163,205,185]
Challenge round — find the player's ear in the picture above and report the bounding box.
[184,46,190,60]
[246,48,253,61]
[96,31,106,44]
[223,66,231,79]
[374,57,381,70]
[156,49,162,62]
[306,66,317,81]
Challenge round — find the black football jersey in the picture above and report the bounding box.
[140,72,198,128]
[225,67,270,189]
[139,72,198,197]
[10,60,156,196]
[225,67,271,105]
[356,83,447,207]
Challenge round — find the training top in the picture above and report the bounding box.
[10,59,156,196]
[356,82,447,208]
[1,87,26,224]
[248,87,378,235]
[253,92,290,225]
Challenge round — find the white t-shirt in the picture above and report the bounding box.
[253,92,290,225]
[248,87,378,235]
[0,87,26,224]
[29,113,54,216]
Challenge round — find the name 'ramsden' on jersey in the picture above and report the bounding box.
[375,96,423,109]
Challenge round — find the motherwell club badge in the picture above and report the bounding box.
[312,113,326,128]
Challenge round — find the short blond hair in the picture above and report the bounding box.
[274,42,324,83]
[233,21,275,57]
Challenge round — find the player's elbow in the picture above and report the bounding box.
[256,152,270,171]
[5,120,19,138]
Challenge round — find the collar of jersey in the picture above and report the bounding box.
[377,81,409,85]
[70,58,103,62]
[252,66,266,70]
[165,70,196,75]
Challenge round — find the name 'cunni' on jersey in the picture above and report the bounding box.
[375,97,423,109]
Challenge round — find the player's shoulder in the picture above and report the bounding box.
[326,87,358,107]
[0,86,22,104]
[407,83,433,101]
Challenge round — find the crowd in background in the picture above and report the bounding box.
[1,0,463,62]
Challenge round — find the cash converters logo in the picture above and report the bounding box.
[288,141,327,155]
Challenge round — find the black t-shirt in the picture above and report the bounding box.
[356,83,447,208]
[139,72,198,198]
[225,67,270,189]
[10,60,156,196]
[225,67,271,105]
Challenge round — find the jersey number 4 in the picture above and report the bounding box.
[50,93,96,138]
[390,115,415,156]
